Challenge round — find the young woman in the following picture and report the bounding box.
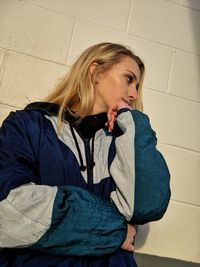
[0,42,170,267]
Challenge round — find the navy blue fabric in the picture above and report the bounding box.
[0,109,137,267]
[0,248,137,267]
[0,110,115,200]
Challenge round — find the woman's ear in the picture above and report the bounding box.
[89,62,98,74]
[89,62,99,84]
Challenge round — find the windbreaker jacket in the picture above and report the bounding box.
[0,102,170,267]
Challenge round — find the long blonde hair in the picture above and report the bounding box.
[45,42,145,131]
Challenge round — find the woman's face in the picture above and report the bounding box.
[92,56,141,114]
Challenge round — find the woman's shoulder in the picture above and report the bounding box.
[24,101,59,117]
[1,102,59,134]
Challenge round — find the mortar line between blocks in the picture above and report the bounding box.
[127,33,200,56]
[166,0,200,12]
[0,51,9,90]
[171,199,200,209]
[0,47,68,66]
[125,0,134,33]
[144,87,200,104]
[0,51,9,76]
[0,103,21,109]
[166,50,175,93]
[158,142,200,154]
[65,20,77,65]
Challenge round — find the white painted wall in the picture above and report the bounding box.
[0,0,199,266]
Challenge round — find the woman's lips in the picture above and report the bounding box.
[122,98,131,105]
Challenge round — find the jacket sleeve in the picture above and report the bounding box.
[110,108,171,224]
[0,111,126,256]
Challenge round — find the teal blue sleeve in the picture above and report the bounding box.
[30,185,127,256]
[115,108,171,224]
[130,109,171,224]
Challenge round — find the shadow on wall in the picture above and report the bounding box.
[189,0,200,86]
[135,253,200,267]
[134,223,150,249]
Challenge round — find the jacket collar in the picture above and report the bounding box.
[25,102,123,137]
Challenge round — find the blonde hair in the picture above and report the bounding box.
[45,42,145,131]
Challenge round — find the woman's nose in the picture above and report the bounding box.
[128,86,138,101]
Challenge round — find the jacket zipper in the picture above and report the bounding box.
[84,138,94,192]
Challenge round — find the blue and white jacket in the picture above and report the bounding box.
[0,102,170,267]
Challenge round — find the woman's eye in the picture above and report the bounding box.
[126,75,133,84]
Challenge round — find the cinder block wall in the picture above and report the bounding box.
[0,1,199,266]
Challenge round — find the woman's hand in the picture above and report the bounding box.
[105,99,132,132]
[105,107,118,132]
[121,224,136,252]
